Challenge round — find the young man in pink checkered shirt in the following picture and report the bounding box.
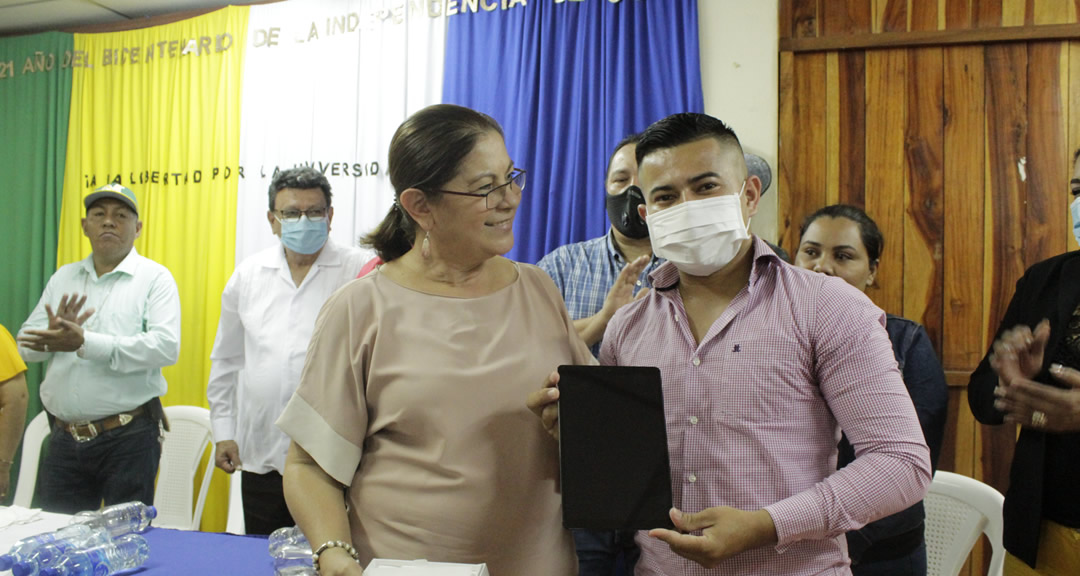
[530,113,931,576]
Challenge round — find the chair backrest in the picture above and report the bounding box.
[12,411,50,508]
[154,406,214,530]
[924,470,1005,576]
[225,469,245,534]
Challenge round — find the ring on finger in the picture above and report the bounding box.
[44,343,50,352]
[1031,410,1048,428]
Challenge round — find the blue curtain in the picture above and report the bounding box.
[442,0,704,264]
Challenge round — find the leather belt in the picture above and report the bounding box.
[55,406,146,443]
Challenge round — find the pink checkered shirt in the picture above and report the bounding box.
[599,237,931,576]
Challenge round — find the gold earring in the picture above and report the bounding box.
[421,234,430,259]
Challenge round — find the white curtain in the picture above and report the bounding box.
[236,0,446,262]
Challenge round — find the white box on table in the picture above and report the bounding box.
[364,558,489,575]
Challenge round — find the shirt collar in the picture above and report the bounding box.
[606,228,661,268]
[80,247,140,279]
[647,235,782,293]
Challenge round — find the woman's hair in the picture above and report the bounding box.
[362,104,504,262]
[798,204,884,262]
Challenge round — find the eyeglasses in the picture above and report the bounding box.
[273,208,328,223]
[433,168,527,210]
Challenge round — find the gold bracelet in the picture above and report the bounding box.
[311,540,359,574]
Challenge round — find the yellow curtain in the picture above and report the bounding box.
[58,6,249,531]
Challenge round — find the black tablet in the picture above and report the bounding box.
[557,364,674,531]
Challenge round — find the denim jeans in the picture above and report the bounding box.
[573,529,640,576]
[39,416,161,514]
[852,541,927,576]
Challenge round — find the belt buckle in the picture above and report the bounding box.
[69,422,99,443]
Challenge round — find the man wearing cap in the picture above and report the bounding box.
[206,167,368,534]
[18,183,180,513]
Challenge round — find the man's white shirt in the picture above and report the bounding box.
[18,248,181,422]
[207,239,369,474]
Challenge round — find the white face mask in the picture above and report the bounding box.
[645,181,750,277]
[1071,196,1080,248]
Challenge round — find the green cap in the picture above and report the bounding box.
[84,183,138,215]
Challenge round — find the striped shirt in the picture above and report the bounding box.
[599,236,931,576]
[537,230,663,356]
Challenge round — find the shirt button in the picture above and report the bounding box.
[635,280,642,286]
[689,416,698,425]
[692,357,701,366]
[688,473,697,483]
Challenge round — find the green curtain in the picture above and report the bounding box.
[0,31,73,503]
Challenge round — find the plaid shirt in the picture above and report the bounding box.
[599,236,931,576]
[537,230,663,356]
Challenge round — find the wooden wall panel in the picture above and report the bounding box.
[1026,42,1069,264]
[904,47,945,354]
[943,46,986,371]
[822,0,871,36]
[912,0,941,31]
[947,0,973,29]
[793,0,820,38]
[826,53,840,207]
[982,42,1028,493]
[838,53,867,207]
[777,5,1080,564]
[974,0,1004,27]
[864,49,907,315]
[779,53,828,256]
[1032,0,1073,25]
[1002,0,1027,26]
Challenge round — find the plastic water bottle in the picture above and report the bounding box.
[273,544,315,576]
[69,502,156,537]
[268,525,308,557]
[0,525,100,571]
[38,534,149,576]
[10,527,112,576]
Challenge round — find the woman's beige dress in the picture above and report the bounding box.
[278,263,593,575]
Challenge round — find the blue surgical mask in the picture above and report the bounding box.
[279,215,328,255]
[1072,196,1080,248]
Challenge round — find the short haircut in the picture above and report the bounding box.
[1073,147,1080,165]
[799,204,885,263]
[635,113,744,169]
[268,167,332,211]
[606,133,641,181]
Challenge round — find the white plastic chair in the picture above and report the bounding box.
[12,411,50,508]
[225,469,245,534]
[924,470,1005,576]
[154,406,214,530]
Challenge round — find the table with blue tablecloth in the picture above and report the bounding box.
[0,509,273,575]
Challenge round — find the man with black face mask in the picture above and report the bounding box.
[537,134,662,576]
[539,134,662,359]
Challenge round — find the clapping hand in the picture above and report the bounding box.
[17,293,95,353]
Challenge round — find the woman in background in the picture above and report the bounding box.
[278,104,590,576]
[0,324,28,502]
[795,204,948,576]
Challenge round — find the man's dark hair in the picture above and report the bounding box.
[799,204,885,263]
[635,113,743,168]
[606,133,641,181]
[268,167,332,211]
[1073,147,1080,164]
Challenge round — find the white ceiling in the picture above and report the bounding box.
[0,0,267,35]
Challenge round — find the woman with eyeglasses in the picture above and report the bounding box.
[277,104,590,576]
[793,204,948,576]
